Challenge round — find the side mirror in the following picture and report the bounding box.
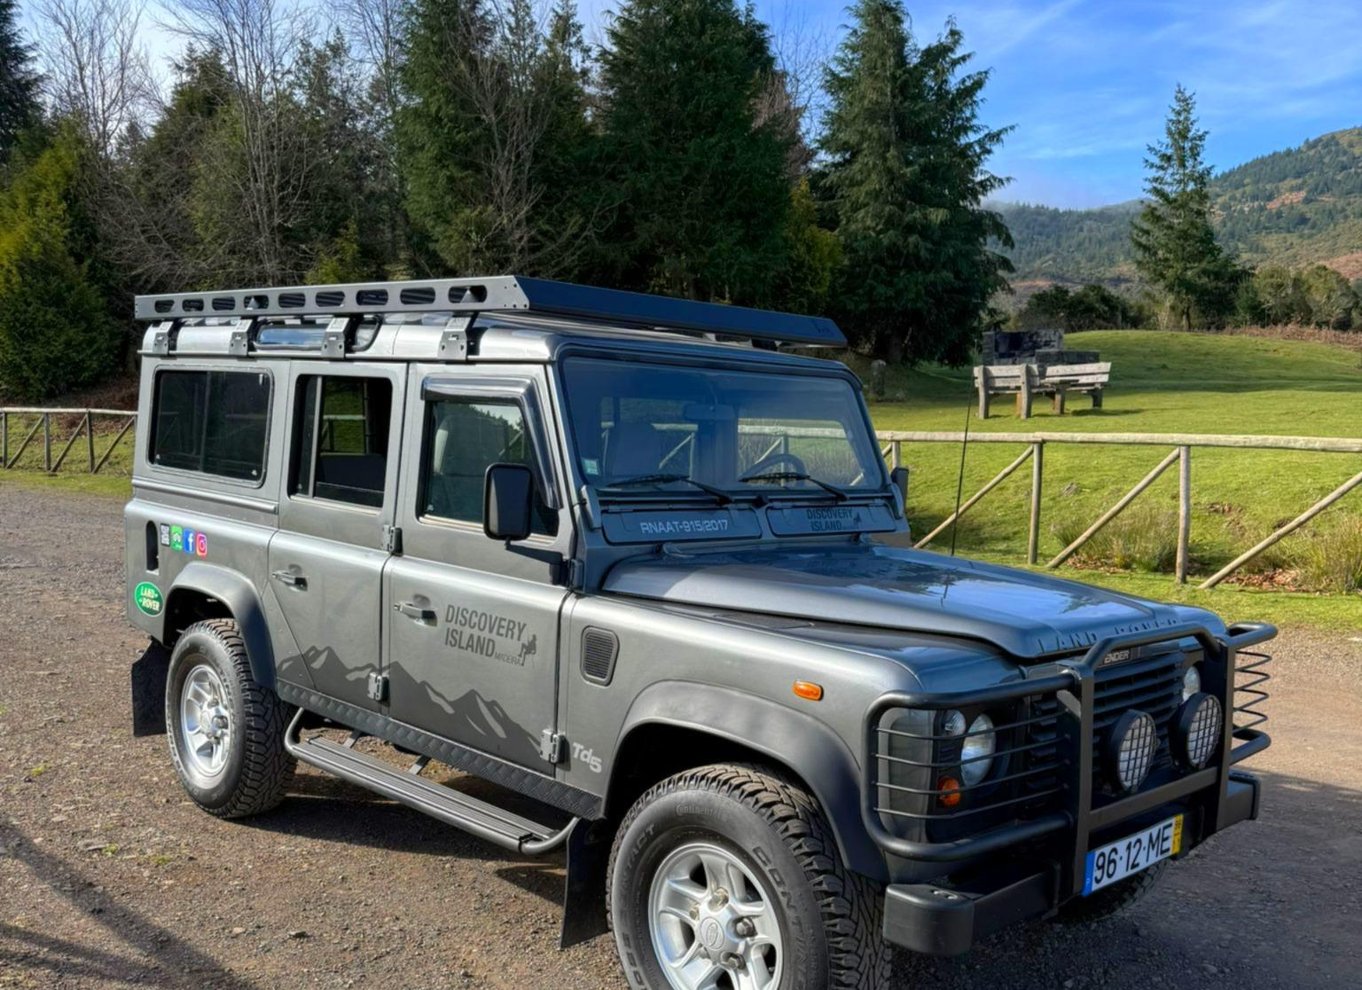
[484,463,535,542]
[890,466,910,501]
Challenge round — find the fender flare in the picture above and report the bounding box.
[612,681,886,882]
[167,561,277,690]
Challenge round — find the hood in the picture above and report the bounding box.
[603,543,1219,659]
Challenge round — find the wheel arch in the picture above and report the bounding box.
[607,683,887,882]
[165,562,276,690]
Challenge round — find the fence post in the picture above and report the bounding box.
[1,411,6,468]
[1176,445,1191,583]
[42,412,51,472]
[85,410,95,472]
[891,440,902,470]
[1028,441,1044,565]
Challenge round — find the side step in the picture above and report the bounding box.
[284,710,576,856]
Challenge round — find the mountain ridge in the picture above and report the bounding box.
[996,125,1362,283]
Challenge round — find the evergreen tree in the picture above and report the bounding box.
[819,3,1011,363]
[0,125,118,400]
[1131,85,1239,330]
[0,0,41,166]
[595,0,796,304]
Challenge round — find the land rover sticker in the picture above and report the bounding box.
[134,582,163,616]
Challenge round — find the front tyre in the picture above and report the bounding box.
[608,763,891,990]
[165,619,295,818]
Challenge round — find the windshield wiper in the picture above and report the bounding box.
[738,470,850,502]
[598,473,734,505]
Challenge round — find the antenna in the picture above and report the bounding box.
[948,391,973,557]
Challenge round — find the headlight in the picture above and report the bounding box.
[1174,693,1223,769]
[1182,664,1202,701]
[960,713,996,785]
[1105,710,1158,793]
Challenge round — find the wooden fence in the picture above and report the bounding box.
[880,431,1362,589]
[5,407,1359,591]
[0,407,137,475]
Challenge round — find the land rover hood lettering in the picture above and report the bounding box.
[604,544,1219,658]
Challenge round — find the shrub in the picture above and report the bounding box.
[1051,503,1180,573]
[1294,516,1362,593]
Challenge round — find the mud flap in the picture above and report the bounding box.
[131,640,171,736]
[560,818,611,949]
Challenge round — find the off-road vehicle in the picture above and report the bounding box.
[125,277,1274,989]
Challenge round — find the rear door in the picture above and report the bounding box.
[384,366,571,771]
[266,364,405,711]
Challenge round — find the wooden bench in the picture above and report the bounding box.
[974,362,1111,418]
[1041,362,1110,414]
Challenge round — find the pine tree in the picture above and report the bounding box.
[595,0,796,304]
[1131,85,1239,330]
[819,3,1011,363]
[0,125,118,400]
[0,0,42,166]
[396,0,494,272]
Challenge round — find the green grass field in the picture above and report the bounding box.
[3,330,1360,629]
[850,330,1362,630]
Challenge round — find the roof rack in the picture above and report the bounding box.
[133,276,846,347]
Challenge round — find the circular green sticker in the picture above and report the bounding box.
[134,582,163,616]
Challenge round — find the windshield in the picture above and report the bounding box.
[560,357,885,498]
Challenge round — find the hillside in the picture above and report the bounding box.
[998,126,1362,281]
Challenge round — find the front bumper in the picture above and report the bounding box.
[865,622,1274,955]
[882,769,1262,955]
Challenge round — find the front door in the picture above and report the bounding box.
[267,365,405,711]
[385,367,570,771]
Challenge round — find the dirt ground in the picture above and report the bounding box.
[1,483,1359,990]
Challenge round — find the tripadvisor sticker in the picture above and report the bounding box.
[134,581,163,616]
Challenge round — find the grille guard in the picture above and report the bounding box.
[862,621,1275,895]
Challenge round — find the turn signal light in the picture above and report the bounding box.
[792,680,823,701]
[938,776,962,808]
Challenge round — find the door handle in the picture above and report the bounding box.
[394,601,436,623]
[271,569,307,589]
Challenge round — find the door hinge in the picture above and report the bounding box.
[539,730,565,765]
[367,672,389,703]
[382,525,403,554]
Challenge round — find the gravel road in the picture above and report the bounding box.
[1,483,1359,989]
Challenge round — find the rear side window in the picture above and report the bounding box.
[151,370,271,482]
[290,376,393,508]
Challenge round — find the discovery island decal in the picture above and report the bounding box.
[443,605,538,667]
[133,582,163,616]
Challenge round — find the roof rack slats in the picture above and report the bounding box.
[134,276,845,347]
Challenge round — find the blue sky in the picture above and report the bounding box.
[23,1,1362,209]
[586,0,1362,208]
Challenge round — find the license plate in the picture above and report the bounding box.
[1082,814,1183,895]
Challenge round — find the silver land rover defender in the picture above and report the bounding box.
[125,277,1274,989]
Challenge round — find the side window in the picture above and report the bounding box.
[151,370,270,482]
[290,376,393,508]
[420,398,557,536]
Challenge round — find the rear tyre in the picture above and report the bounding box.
[165,619,295,818]
[1057,861,1167,924]
[607,763,891,990]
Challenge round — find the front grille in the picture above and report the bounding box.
[1091,651,1183,790]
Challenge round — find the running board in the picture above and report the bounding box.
[284,710,576,856]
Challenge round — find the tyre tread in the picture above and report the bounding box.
[607,762,891,989]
